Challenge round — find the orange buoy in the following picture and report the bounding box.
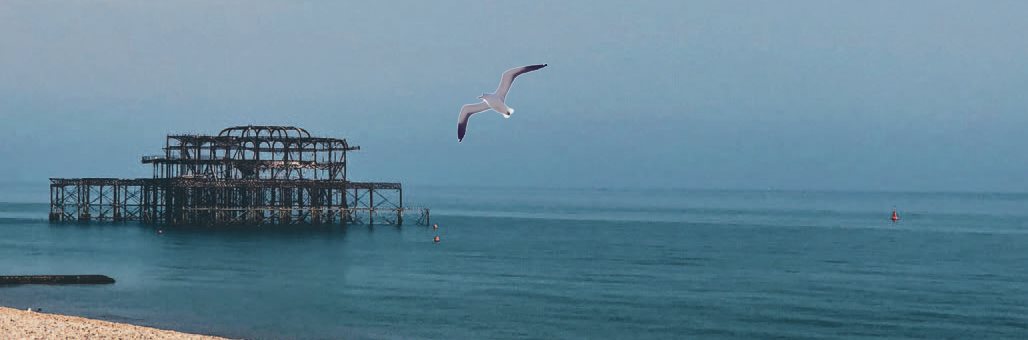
[433,235,440,243]
[890,210,900,222]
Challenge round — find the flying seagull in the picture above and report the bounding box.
[457,64,548,142]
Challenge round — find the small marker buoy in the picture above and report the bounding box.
[433,235,440,243]
[433,223,438,230]
[890,210,900,222]
[157,229,164,234]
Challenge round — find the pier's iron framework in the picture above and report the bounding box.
[50,126,429,226]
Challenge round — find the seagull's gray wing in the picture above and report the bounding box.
[457,102,490,142]
[494,64,547,100]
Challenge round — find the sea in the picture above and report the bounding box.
[1,182,1027,339]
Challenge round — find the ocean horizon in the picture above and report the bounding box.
[2,184,1026,339]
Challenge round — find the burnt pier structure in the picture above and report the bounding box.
[49,126,429,226]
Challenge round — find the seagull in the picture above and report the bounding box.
[457,64,548,142]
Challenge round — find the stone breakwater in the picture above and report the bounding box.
[0,307,228,340]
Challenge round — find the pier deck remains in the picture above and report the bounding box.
[49,126,429,226]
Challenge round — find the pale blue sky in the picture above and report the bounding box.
[1,1,1026,191]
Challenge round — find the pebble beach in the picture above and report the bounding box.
[0,307,226,340]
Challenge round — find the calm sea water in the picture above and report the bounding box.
[1,184,1027,339]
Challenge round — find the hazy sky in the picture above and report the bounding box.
[1,1,1026,192]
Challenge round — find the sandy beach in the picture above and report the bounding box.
[0,307,226,340]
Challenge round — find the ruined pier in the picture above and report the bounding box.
[49,125,429,226]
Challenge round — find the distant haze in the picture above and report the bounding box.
[1,1,1026,192]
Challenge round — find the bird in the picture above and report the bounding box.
[457,64,548,142]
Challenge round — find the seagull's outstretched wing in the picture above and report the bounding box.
[495,64,547,100]
[457,102,490,142]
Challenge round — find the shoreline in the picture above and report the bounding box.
[0,306,227,339]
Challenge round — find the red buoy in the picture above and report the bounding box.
[890,210,900,222]
[434,235,440,243]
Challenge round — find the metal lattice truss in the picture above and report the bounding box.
[144,125,359,181]
[49,126,429,227]
[49,178,144,222]
[49,178,428,226]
